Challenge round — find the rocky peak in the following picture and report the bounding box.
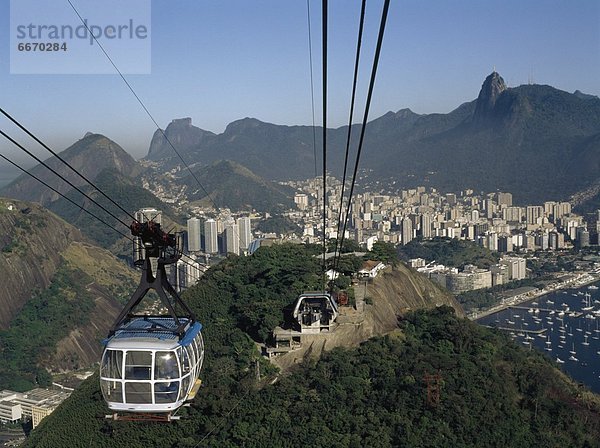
[474,71,507,120]
[146,118,214,160]
[224,117,263,134]
[168,117,193,128]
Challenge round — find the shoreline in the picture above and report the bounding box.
[470,270,600,321]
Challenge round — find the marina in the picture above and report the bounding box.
[477,281,600,394]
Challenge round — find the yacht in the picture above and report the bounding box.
[569,343,577,355]
[582,293,594,311]
[556,357,565,364]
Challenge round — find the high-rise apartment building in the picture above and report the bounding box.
[419,213,432,238]
[237,217,252,251]
[526,206,544,225]
[187,217,201,252]
[401,217,413,245]
[225,219,240,255]
[204,219,218,254]
[497,192,513,207]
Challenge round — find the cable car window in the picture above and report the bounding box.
[101,350,123,379]
[100,379,123,403]
[125,351,152,380]
[180,347,191,374]
[187,342,197,371]
[125,382,152,404]
[155,351,179,380]
[154,381,179,403]
[181,375,191,401]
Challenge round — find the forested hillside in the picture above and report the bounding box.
[24,245,600,447]
[0,200,137,390]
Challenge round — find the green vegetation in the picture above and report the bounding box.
[0,263,95,391]
[398,237,499,269]
[25,305,600,447]
[184,160,295,213]
[326,238,362,254]
[255,215,301,235]
[370,240,399,265]
[528,253,576,276]
[188,244,322,343]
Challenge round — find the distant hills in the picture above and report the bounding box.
[0,130,294,221]
[180,160,295,213]
[146,72,600,204]
[1,133,141,205]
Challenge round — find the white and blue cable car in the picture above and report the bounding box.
[100,221,204,420]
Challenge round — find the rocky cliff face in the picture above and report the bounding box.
[272,263,463,371]
[147,117,215,160]
[366,264,464,331]
[473,71,507,121]
[0,199,137,371]
[0,198,81,329]
[49,242,137,371]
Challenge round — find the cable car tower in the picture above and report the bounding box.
[100,220,204,422]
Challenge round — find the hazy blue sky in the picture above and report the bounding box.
[1,0,599,168]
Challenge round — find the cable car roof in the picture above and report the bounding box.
[103,317,203,350]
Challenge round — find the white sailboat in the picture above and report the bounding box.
[569,343,577,355]
[582,293,594,311]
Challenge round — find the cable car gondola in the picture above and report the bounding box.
[100,220,204,420]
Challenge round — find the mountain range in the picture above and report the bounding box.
[146,72,600,204]
[3,71,600,215]
[1,133,297,223]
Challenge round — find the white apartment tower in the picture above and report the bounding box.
[204,219,218,254]
[237,217,252,251]
[187,217,201,252]
[225,219,240,255]
[401,217,413,245]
